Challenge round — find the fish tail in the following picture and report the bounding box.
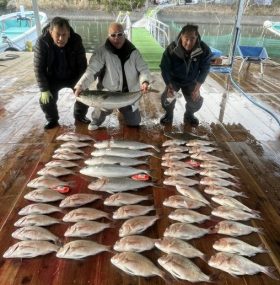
[262,266,279,280]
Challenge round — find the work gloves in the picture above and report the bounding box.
[40,91,53,104]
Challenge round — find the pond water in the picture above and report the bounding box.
[70,19,280,62]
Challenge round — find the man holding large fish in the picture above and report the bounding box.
[74,22,151,130]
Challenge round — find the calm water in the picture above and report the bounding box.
[70,19,280,62]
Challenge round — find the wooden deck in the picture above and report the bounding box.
[0,51,279,285]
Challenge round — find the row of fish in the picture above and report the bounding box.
[159,137,277,280]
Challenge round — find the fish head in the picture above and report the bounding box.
[88,178,107,191]
[3,243,21,258]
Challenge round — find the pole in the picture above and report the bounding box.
[31,0,42,36]
[228,0,245,66]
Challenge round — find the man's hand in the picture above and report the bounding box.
[167,84,174,98]
[74,86,83,97]
[40,91,53,104]
[191,82,202,102]
[141,82,149,93]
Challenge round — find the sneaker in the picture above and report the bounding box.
[184,114,199,126]
[160,113,173,124]
[88,122,99,131]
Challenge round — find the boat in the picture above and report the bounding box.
[0,6,47,52]
[263,20,280,37]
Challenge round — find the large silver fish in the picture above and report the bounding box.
[85,156,148,167]
[80,165,150,178]
[94,140,160,152]
[88,177,154,193]
[76,90,143,110]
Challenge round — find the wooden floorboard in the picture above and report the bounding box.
[0,52,279,284]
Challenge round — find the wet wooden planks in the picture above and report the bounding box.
[0,52,280,284]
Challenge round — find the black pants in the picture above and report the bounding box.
[40,84,88,123]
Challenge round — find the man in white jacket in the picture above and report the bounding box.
[74,22,151,130]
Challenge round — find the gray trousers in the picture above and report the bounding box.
[91,105,141,127]
[161,84,203,117]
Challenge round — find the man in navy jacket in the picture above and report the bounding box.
[34,17,90,129]
[160,24,212,126]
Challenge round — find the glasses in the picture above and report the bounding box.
[109,32,124,38]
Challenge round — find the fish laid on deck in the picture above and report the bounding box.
[62,207,111,222]
[85,156,148,167]
[158,254,211,282]
[56,240,110,259]
[113,235,157,252]
[208,252,278,279]
[104,193,152,206]
[59,193,102,208]
[155,237,206,260]
[3,240,59,258]
[119,215,159,237]
[213,237,268,257]
[164,223,210,240]
[213,220,262,236]
[91,148,157,158]
[37,166,75,177]
[175,185,210,205]
[12,226,60,243]
[88,177,154,193]
[211,206,262,221]
[27,176,70,189]
[80,165,150,178]
[111,251,166,279]
[24,188,65,203]
[112,205,155,219]
[163,195,206,209]
[94,140,160,152]
[168,208,210,224]
[64,221,112,237]
[14,214,60,227]
[18,203,63,215]
[56,132,94,142]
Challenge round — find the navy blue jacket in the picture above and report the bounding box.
[34,24,87,92]
[160,34,212,90]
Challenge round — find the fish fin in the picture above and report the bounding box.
[262,266,279,280]
[151,145,161,152]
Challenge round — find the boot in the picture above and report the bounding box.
[160,113,173,124]
[184,113,199,126]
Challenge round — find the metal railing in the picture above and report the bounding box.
[144,16,170,49]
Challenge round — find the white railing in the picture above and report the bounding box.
[144,16,170,48]
[116,11,132,41]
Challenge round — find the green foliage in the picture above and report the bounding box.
[103,0,146,11]
[0,0,7,9]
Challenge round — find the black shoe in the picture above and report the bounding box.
[44,121,59,130]
[184,114,199,126]
[160,113,173,124]
[75,116,91,124]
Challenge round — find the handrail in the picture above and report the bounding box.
[116,11,132,41]
[144,16,170,48]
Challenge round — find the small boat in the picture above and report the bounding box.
[0,6,48,52]
[263,20,280,37]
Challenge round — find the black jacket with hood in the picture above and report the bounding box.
[160,32,212,90]
[33,24,87,92]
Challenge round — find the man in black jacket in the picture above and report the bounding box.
[160,24,212,126]
[34,17,90,129]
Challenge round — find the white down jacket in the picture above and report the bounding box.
[75,44,150,92]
